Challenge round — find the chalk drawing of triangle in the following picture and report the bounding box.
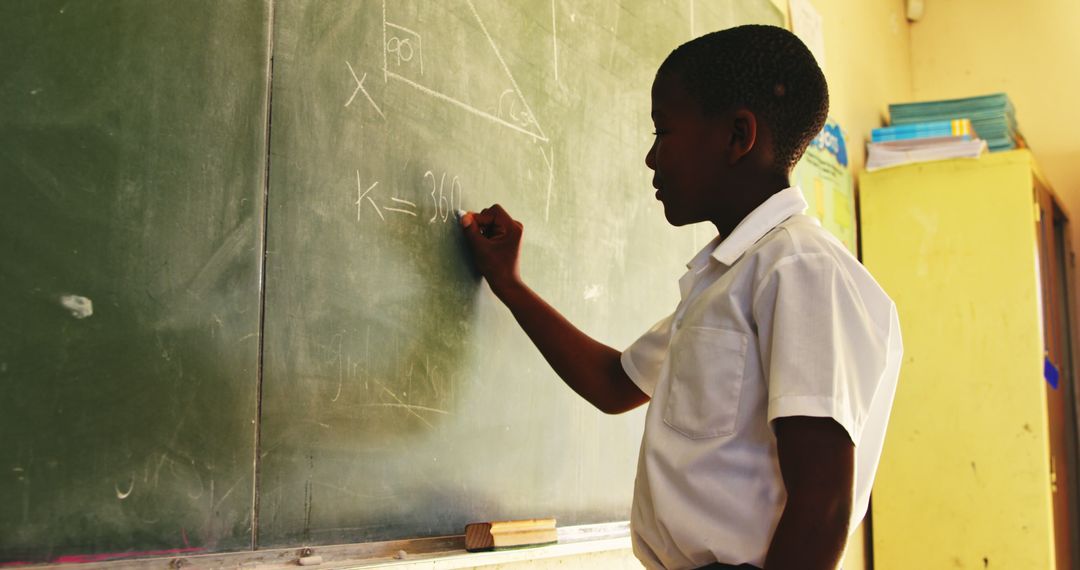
[382,0,549,143]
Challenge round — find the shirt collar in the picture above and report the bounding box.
[686,186,809,271]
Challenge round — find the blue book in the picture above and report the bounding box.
[872,119,975,143]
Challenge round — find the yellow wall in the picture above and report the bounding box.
[775,0,915,175]
[909,0,1080,246]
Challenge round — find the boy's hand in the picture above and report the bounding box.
[460,204,523,294]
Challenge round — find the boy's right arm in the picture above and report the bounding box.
[461,205,649,415]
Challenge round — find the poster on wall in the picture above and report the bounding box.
[792,118,857,254]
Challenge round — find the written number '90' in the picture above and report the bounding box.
[425,171,463,223]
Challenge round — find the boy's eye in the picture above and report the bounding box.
[652,129,669,136]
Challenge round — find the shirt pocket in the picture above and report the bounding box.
[663,327,749,439]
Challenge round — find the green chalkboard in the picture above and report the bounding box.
[258,0,783,547]
[0,0,783,561]
[0,1,270,563]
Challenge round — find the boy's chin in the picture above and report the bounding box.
[662,208,701,227]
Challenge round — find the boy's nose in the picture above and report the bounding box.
[645,142,656,171]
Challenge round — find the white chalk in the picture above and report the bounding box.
[455,209,467,219]
[394,550,408,560]
[297,554,323,566]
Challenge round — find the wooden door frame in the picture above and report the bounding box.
[1052,195,1080,569]
[1035,183,1080,569]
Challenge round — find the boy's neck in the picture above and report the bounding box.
[711,171,791,238]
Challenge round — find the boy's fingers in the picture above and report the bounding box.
[472,211,496,226]
[488,204,513,223]
[462,216,487,246]
[485,205,522,236]
[471,211,502,237]
[464,205,520,240]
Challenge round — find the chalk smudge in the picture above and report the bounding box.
[59,295,93,319]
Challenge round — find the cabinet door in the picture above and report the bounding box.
[1034,185,1080,569]
[862,152,1054,569]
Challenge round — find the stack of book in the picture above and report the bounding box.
[866,118,987,171]
[888,93,1021,152]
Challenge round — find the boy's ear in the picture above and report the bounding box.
[727,109,758,165]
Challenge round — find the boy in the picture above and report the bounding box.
[459,25,901,570]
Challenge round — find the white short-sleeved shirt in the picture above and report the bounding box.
[621,186,902,570]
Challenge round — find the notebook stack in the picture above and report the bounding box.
[888,93,1020,152]
[866,93,1024,171]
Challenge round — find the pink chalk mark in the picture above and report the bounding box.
[51,547,204,564]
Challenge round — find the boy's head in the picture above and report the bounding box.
[647,25,828,229]
[659,25,828,173]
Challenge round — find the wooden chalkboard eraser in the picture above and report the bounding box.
[464,518,557,552]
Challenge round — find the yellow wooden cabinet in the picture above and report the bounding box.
[860,150,1080,569]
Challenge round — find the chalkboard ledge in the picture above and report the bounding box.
[30,523,632,569]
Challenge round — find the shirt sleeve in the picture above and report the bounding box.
[620,313,676,397]
[752,252,893,445]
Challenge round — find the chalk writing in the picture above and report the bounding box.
[344,61,385,119]
[356,172,384,222]
[385,23,424,76]
[537,143,555,221]
[385,196,419,217]
[551,0,559,82]
[382,0,549,142]
[425,170,464,224]
[464,0,548,142]
[498,89,538,131]
[353,169,463,225]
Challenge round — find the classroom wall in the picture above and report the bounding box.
[909,0,1080,241]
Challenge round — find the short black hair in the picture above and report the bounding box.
[658,25,829,173]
